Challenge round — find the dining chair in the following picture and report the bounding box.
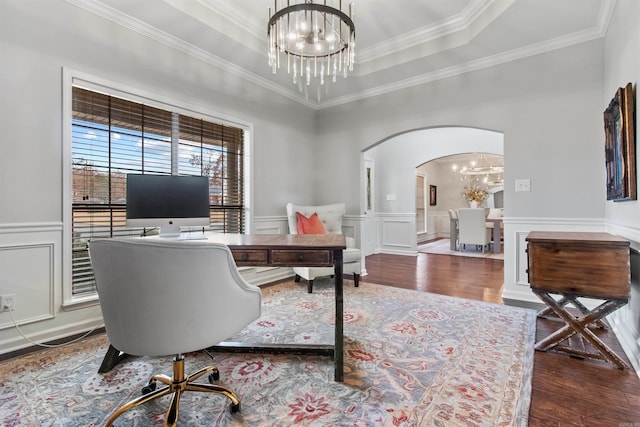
[457,208,492,253]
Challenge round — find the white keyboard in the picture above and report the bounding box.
[178,234,208,241]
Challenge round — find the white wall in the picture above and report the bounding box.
[316,39,605,298]
[0,0,317,222]
[0,0,317,354]
[316,39,605,217]
[603,0,640,375]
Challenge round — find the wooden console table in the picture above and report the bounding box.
[526,231,630,369]
[99,233,347,382]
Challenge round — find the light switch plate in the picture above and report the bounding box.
[515,179,531,192]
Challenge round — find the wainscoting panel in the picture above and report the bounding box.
[245,217,291,278]
[379,213,415,255]
[0,223,105,355]
[0,243,55,329]
[609,248,640,376]
[417,211,442,242]
[607,222,640,376]
[253,224,284,235]
[341,223,358,241]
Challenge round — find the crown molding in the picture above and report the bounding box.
[195,0,264,41]
[357,0,510,64]
[64,0,615,111]
[319,19,612,109]
[64,0,318,109]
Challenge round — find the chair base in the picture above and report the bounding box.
[295,273,360,293]
[105,354,240,427]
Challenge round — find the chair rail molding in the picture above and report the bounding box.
[0,222,63,233]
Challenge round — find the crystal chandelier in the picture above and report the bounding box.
[267,0,355,86]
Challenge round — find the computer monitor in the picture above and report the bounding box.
[126,174,210,237]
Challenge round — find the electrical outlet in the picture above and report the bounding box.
[0,294,15,312]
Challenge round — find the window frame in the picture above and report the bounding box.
[415,172,427,235]
[62,68,253,308]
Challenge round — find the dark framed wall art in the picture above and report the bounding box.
[429,185,437,206]
[604,82,636,201]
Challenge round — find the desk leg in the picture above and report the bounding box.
[98,344,129,373]
[334,249,344,382]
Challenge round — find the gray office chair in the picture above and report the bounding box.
[89,238,262,427]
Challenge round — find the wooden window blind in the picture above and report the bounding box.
[71,87,245,296]
[177,115,244,233]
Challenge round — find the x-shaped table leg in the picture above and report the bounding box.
[536,295,608,329]
[532,289,629,370]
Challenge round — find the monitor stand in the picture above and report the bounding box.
[158,225,181,238]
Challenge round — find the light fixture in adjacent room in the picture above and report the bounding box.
[268,0,355,86]
[452,153,504,186]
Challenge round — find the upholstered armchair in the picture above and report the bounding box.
[286,203,361,293]
[89,238,262,426]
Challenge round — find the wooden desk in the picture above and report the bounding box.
[99,233,347,382]
[526,231,630,369]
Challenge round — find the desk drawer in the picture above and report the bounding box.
[232,249,269,265]
[271,249,333,266]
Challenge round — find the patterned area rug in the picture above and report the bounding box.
[419,239,504,260]
[0,280,534,426]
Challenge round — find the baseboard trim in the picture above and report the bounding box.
[0,327,106,362]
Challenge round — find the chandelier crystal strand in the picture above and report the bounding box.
[267,0,355,87]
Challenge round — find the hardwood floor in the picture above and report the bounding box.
[362,252,640,426]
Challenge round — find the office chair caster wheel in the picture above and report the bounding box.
[231,402,240,413]
[141,381,156,394]
[208,368,220,383]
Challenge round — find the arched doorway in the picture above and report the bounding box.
[362,127,504,255]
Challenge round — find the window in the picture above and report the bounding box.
[70,86,246,297]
